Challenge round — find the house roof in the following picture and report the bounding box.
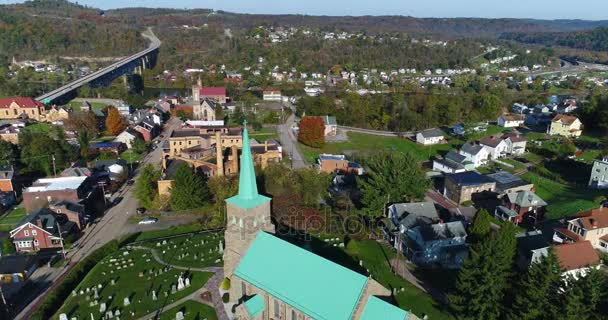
[500,114,524,121]
[506,191,547,207]
[502,131,527,143]
[60,167,92,177]
[319,154,346,161]
[414,221,467,242]
[322,115,337,126]
[496,205,518,218]
[0,97,45,109]
[479,136,505,148]
[25,176,87,193]
[419,128,445,138]
[445,151,466,164]
[234,231,369,320]
[51,200,85,213]
[200,87,226,96]
[0,168,14,180]
[554,241,600,271]
[388,202,439,230]
[244,294,265,318]
[13,208,59,236]
[445,171,495,186]
[552,114,579,126]
[0,255,36,274]
[460,143,485,156]
[516,230,549,253]
[569,207,608,230]
[95,159,127,171]
[360,296,408,320]
[486,172,530,191]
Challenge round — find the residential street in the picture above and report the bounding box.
[13,117,182,320]
[278,114,309,169]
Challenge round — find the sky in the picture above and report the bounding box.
[1,0,608,20]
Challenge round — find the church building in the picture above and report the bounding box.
[223,122,418,320]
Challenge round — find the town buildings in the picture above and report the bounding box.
[22,176,101,213]
[415,129,445,145]
[459,143,489,167]
[554,241,601,278]
[497,114,524,128]
[224,125,417,320]
[500,190,547,224]
[588,157,608,189]
[317,154,362,175]
[443,171,496,204]
[320,115,337,136]
[479,136,508,160]
[547,114,583,138]
[432,151,473,174]
[9,208,74,253]
[553,207,608,252]
[0,97,46,122]
[262,90,282,101]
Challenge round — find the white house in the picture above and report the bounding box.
[263,90,282,102]
[503,132,527,156]
[498,114,524,128]
[416,129,445,145]
[432,151,474,174]
[113,129,141,149]
[512,103,528,114]
[479,136,509,160]
[459,143,489,167]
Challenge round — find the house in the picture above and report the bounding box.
[0,168,16,194]
[459,143,489,167]
[486,171,533,194]
[554,241,601,278]
[588,157,608,189]
[515,230,549,269]
[553,207,608,252]
[88,142,126,154]
[22,176,100,213]
[223,124,418,320]
[432,151,474,174]
[134,120,160,142]
[415,129,445,145]
[0,255,37,283]
[531,104,550,114]
[193,98,218,121]
[49,200,86,230]
[501,190,547,224]
[406,221,468,268]
[479,136,509,160]
[114,128,142,149]
[384,202,440,245]
[262,90,282,101]
[497,114,524,128]
[43,106,71,122]
[558,99,578,113]
[0,123,21,144]
[525,112,553,127]
[95,159,128,181]
[130,109,162,126]
[116,102,132,116]
[317,154,362,175]
[547,114,583,138]
[321,115,337,136]
[9,208,75,253]
[444,171,496,204]
[0,97,46,121]
[502,131,527,156]
[193,85,227,104]
[511,103,528,114]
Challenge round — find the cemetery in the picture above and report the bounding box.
[52,232,223,320]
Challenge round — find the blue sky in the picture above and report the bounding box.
[1,0,607,20]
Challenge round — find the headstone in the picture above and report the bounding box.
[176,311,184,320]
[171,284,177,294]
[71,318,77,320]
[90,313,94,320]
[138,272,144,277]
[106,310,113,319]
[123,297,130,306]
[219,241,224,254]
[162,240,167,245]
[100,302,107,313]
[59,313,68,320]
[93,288,99,299]
[152,290,157,301]
[72,290,77,297]
[123,251,129,256]
[86,288,90,293]
[98,284,102,289]
[79,290,84,295]
[115,310,121,316]
[177,276,185,291]
[111,279,116,286]
[185,277,190,287]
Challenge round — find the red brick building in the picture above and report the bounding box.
[22,176,101,213]
[9,208,75,253]
[198,87,227,104]
[0,168,15,193]
[502,190,547,224]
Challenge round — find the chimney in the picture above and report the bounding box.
[590,218,598,228]
[36,218,43,228]
[264,140,268,152]
[215,131,224,176]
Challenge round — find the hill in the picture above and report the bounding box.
[501,27,608,52]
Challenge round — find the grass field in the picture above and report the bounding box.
[120,150,143,164]
[0,207,27,230]
[22,123,52,134]
[521,172,601,219]
[249,127,279,143]
[54,248,213,319]
[68,101,107,112]
[158,300,217,320]
[138,232,223,269]
[129,225,207,242]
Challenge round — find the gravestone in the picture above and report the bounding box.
[185,277,190,287]
[72,290,77,297]
[106,310,113,319]
[123,297,130,306]
[219,241,223,254]
[152,290,157,301]
[111,279,116,285]
[100,302,107,313]
[93,288,99,299]
[177,276,185,291]
[176,311,184,320]
[171,284,177,294]
[115,310,121,317]
[59,313,68,320]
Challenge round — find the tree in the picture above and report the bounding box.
[64,111,99,137]
[469,208,492,243]
[0,140,17,167]
[298,116,325,148]
[131,137,147,154]
[77,131,90,158]
[508,249,563,320]
[169,164,211,211]
[20,132,74,175]
[358,151,430,218]
[134,164,161,209]
[105,106,126,135]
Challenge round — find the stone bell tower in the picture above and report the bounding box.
[223,121,274,278]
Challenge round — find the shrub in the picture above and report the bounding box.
[222,292,230,303]
[220,277,231,290]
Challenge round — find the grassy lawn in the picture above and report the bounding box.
[345,239,453,319]
[129,225,208,242]
[22,123,52,134]
[0,207,27,230]
[300,132,462,163]
[520,152,544,163]
[521,172,601,219]
[159,300,217,320]
[249,126,279,143]
[464,125,509,141]
[68,101,107,112]
[120,150,143,164]
[54,248,214,319]
[577,149,602,164]
[500,158,526,171]
[138,232,223,269]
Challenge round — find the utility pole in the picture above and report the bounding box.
[0,285,8,315]
[51,154,57,177]
[56,222,66,260]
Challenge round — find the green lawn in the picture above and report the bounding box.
[68,101,107,112]
[129,225,207,242]
[300,132,462,163]
[158,300,217,320]
[0,207,27,230]
[54,248,213,320]
[521,172,601,219]
[120,150,143,164]
[345,239,453,320]
[578,149,602,164]
[22,123,52,134]
[138,232,223,269]
[500,158,526,171]
[249,127,279,143]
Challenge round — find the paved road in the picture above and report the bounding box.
[277,114,309,169]
[13,118,182,320]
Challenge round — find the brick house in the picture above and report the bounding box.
[134,120,160,142]
[9,208,75,253]
[500,190,547,225]
[317,154,363,175]
[443,171,496,204]
[0,97,46,121]
[49,200,86,230]
[0,123,20,144]
[22,176,100,213]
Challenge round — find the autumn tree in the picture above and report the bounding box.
[64,111,99,137]
[298,116,325,148]
[105,106,126,135]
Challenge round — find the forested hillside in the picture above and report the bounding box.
[501,27,608,52]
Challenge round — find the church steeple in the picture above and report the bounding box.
[225,121,270,209]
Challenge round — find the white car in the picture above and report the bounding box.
[138,218,158,225]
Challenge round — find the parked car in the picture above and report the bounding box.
[136,207,146,215]
[112,197,123,206]
[126,179,135,186]
[138,217,158,225]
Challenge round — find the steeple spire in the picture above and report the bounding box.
[225,120,270,209]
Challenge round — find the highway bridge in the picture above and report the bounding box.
[36,28,161,104]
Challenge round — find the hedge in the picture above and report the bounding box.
[30,240,119,320]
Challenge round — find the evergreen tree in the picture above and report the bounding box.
[469,208,492,243]
[508,249,563,320]
[169,164,211,211]
[0,140,17,167]
[558,276,588,320]
[134,164,161,209]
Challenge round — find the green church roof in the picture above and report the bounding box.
[361,296,409,320]
[225,121,271,209]
[244,294,265,318]
[234,232,369,320]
